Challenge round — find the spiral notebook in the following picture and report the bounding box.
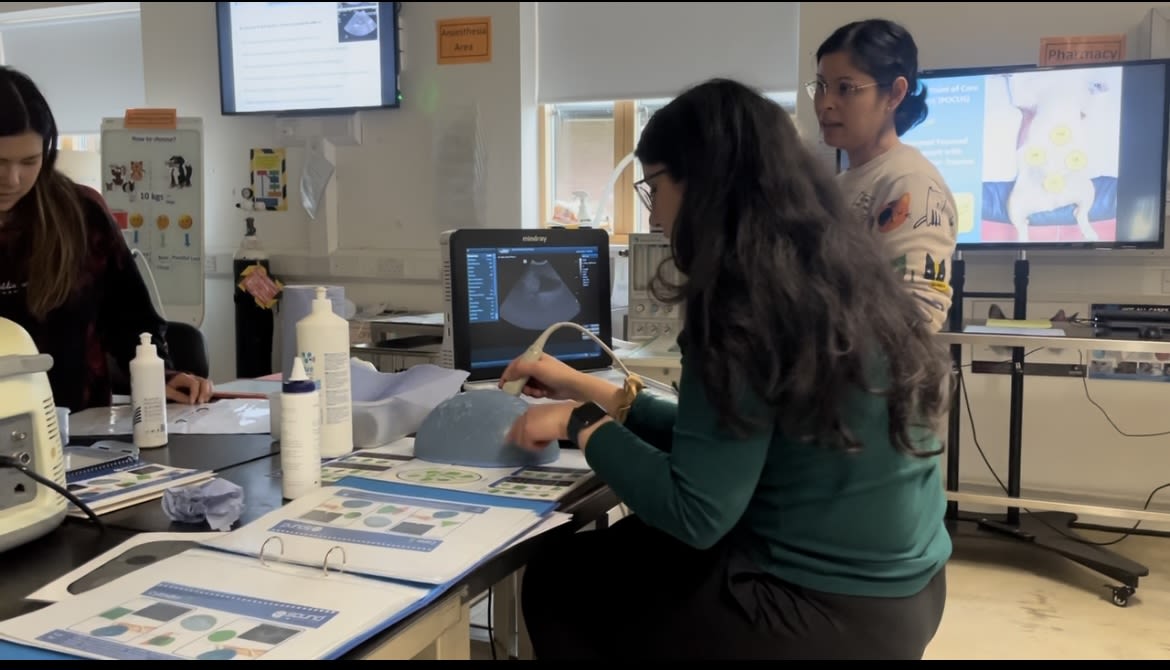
[0,477,554,660]
[63,443,213,518]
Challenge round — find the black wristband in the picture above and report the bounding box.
[566,402,609,446]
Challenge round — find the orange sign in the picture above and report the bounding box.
[1039,34,1125,67]
[123,108,178,129]
[437,17,491,65]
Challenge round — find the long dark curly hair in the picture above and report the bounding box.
[636,78,951,456]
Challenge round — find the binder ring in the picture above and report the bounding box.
[260,536,284,567]
[322,545,347,576]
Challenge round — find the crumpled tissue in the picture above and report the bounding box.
[162,478,245,531]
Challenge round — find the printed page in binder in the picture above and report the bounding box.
[202,480,554,586]
[319,437,594,502]
[0,548,432,660]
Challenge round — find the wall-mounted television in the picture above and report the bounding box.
[841,59,1170,251]
[215,2,401,116]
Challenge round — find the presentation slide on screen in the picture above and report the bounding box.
[227,2,386,113]
[902,65,1127,245]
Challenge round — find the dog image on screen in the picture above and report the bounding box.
[1003,71,1112,243]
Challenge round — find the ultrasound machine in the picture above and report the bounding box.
[438,228,676,397]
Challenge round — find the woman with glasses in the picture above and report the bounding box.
[813,19,958,333]
[499,78,951,659]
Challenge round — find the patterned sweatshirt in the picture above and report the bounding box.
[836,143,959,332]
[0,184,175,411]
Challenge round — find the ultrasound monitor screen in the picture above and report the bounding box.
[465,244,606,371]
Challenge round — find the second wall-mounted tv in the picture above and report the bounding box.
[844,59,1170,251]
[216,2,401,116]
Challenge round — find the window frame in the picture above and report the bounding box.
[539,92,797,243]
[538,100,637,244]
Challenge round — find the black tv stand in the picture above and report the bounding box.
[945,250,1149,607]
[976,511,1142,607]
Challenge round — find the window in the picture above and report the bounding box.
[539,92,797,241]
[57,134,103,192]
[549,101,615,228]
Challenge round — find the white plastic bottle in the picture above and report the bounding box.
[295,286,353,458]
[280,356,321,500]
[130,332,168,448]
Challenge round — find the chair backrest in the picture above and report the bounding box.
[108,322,209,395]
[165,321,210,379]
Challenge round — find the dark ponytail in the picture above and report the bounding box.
[895,82,928,136]
[817,19,928,137]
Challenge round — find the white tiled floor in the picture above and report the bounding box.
[472,522,1170,660]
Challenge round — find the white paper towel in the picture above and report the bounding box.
[279,284,348,379]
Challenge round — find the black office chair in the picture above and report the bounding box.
[164,321,210,380]
[108,321,210,395]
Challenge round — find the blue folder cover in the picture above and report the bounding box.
[0,476,557,660]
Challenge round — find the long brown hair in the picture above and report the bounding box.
[0,66,87,320]
[636,79,951,457]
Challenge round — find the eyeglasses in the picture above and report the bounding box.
[805,79,884,101]
[634,169,667,211]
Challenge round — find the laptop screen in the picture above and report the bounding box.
[446,228,613,382]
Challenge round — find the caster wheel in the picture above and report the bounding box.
[1110,586,1134,608]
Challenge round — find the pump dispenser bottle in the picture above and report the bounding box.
[130,332,168,448]
[296,286,353,458]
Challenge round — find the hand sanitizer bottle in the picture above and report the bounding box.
[130,332,168,448]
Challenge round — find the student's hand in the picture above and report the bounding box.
[499,353,593,401]
[166,373,214,405]
[506,402,574,452]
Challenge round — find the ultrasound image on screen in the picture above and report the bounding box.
[465,245,604,371]
[498,259,582,330]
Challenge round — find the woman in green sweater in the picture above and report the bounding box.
[500,78,953,660]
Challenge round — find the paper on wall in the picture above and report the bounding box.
[301,138,335,220]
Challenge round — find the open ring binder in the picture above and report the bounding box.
[323,545,347,577]
[259,536,284,566]
[260,536,347,576]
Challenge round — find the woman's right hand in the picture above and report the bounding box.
[499,353,591,401]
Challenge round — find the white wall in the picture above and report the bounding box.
[137,2,537,382]
[798,3,1170,514]
[0,9,144,134]
[537,2,799,103]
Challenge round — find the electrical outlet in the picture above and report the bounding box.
[377,257,404,278]
[1161,269,1170,293]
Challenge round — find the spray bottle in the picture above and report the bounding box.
[130,332,168,448]
[296,286,353,458]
